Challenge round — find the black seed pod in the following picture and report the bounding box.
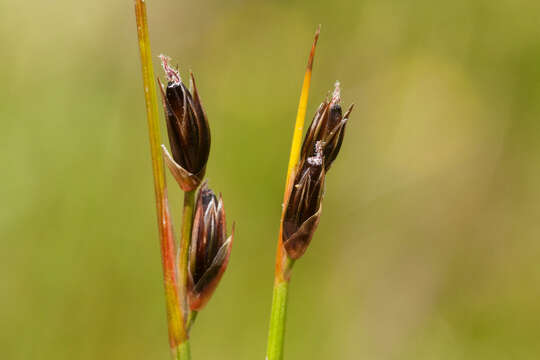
[282,82,353,259]
[300,81,353,172]
[282,142,325,259]
[188,183,234,310]
[159,55,211,191]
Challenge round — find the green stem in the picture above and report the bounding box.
[177,189,195,358]
[179,190,196,310]
[134,0,188,357]
[266,28,318,360]
[176,341,191,360]
[266,279,290,360]
[187,311,198,332]
[266,257,294,360]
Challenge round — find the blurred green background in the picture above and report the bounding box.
[2,0,540,359]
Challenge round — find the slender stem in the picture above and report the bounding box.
[267,281,289,360]
[265,27,320,360]
[179,190,196,315]
[177,341,191,360]
[134,1,188,358]
[284,26,320,190]
[266,258,293,360]
[187,311,198,332]
[175,179,196,359]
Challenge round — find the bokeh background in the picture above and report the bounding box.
[2,0,540,359]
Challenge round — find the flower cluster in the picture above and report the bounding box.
[159,55,233,312]
[282,82,354,259]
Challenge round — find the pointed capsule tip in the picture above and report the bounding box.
[344,103,355,119]
[189,71,199,96]
[156,77,166,98]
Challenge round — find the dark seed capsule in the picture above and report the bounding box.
[188,182,234,311]
[282,82,353,259]
[300,81,353,172]
[282,142,325,259]
[159,55,211,192]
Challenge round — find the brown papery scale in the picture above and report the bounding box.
[282,142,325,259]
[188,182,234,311]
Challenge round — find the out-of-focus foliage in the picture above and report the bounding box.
[2,0,540,359]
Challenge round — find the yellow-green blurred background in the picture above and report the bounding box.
[2,0,540,359]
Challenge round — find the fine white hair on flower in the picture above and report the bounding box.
[307,141,324,166]
[159,54,181,86]
[332,80,341,104]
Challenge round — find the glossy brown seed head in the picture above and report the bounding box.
[282,142,325,259]
[188,182,233,311]
[159,55,211,191]
[300,81,353,172]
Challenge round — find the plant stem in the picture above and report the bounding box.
[179,190,195,309]
[265,26,320,360]
[187,311,198,332]
[177,189,195,356]
[266,257,293,360]
[134,0,188,358]
[284,29,319,186]
[177,341,191,360]
[267,281,289,360]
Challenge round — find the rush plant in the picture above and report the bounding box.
[134,1,234,359]
[265,27,354,360]
[134,2,352,359]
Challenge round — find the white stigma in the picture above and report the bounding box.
[159,54,181,86]
[307,141,324,166]
[331,80,341,104]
